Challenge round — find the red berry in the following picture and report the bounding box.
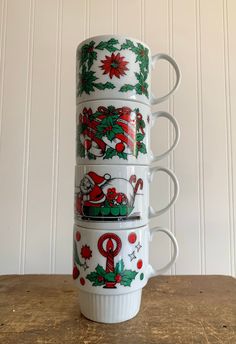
[98,276,104,282]
[80,277,85,286]
[73,265,80,279]
[115,142,125,153]
[128,232,137,244]
[76,231,81,241]
[115,274,122,283]
[137,259,143,269]
[84,139,92,150]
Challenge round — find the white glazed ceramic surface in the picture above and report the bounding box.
[74,165,179,229]
[73,224,178,323]
[76,100,179,165]
[76,35,181,105]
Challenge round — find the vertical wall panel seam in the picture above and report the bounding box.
[112,0,118,35]
[223,0,235,276]
[141,0,145,41]
[195,0,206,274]
[168,0,175,275]
[86,0,90,38]
[19,0,35,274]
[0,0,7,143]
[50,0,63,273]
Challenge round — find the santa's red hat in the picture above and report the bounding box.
[86,171,111,186]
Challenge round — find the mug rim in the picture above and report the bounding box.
[76,34,151,52]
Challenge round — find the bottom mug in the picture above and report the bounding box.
[73,224,179,323]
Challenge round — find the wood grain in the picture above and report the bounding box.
[0,275,235,344]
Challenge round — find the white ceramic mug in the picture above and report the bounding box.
[76,100,179,165]
[76,35,181,105]
[73,224,178,323]
[74,165,179,229]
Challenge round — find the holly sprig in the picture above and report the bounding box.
[119,40,149,97]
[86,259,138,287]
[77,38,149,98]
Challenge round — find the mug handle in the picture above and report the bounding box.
[148,166,179,218]
[150,53,181,105]
[146,227,179,277]
[151,111,180,162]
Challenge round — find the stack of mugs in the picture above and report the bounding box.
[73,35,180,323]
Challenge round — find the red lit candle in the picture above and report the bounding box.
[106,238,114,272]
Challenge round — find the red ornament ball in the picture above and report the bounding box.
[128,232,137,244]
[73,265,80,279]
[76,231,81,241]
[137,259,143,269]
[115,142,125,153]
[80,277,85,286]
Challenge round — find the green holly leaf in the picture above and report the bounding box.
[120,39,136,52]
[104,272,116,282]
[136,133,145,142]
[77,142,85,158]
[119,84,135,92]
[112,124,124,135]
[87,152,96,160]
[95,38,119,52]
[117,151,128,160]
[79,41,97,69]
[138,143,147,154]
[115,259,124,274]
[88,51,98,70]
[107,130,116,141]
[103,147,117,160]
[138,119,146,129]
[135,82,149,97]
[95,264,106,277]
[120,270,138,286]
[77,66,98,95]
[73,241,83,267]
[86,271,105,286]
[94,82,116,90]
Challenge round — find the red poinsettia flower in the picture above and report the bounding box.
[107,188,117,201]
[81,245,92,260]
[100,53,129,79]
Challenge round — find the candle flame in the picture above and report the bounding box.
[106,238,114,253]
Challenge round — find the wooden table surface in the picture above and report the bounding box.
[0,275,235,344]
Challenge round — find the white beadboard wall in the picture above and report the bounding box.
[0,0,235,276]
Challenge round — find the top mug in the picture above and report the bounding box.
[76,35,181,105]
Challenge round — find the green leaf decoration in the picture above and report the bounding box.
[79,40,96,68]
[136,119,146,132]
[120,39,136,52]
[107,130,116,141]
[73,241,83,267]
[95,264,106,277]
[103,147,117,160]
[117,151,128,160]
[120,270,138,287]
[112,124,124,135]
[138,142,147,154]
[94,82,116,90]
[95,38,119,52]
[136,133,145,142]
[88,51,98,70]
[119,84,135,92]
[115,259,124,274]
[77,142,85,158]
[77,66,98,96]
[87,152,96,160]
[104,272,116,282]
[86,271,105,286]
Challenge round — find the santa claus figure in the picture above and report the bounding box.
[77,172,111,214]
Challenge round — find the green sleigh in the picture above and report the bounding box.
[82,205,134,218]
